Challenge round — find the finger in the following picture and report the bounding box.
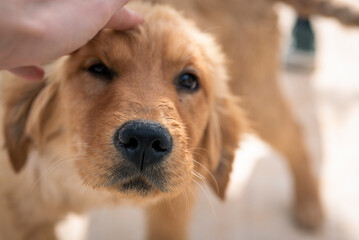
[8,65,45,81]
[110,0,129,9]
[105,7,144,30]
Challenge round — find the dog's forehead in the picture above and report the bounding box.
[88,7,207,66]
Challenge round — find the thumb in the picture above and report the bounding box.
[105,7,144,30]
[8,65,45,81]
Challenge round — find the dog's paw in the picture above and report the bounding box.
[294,199,324,230]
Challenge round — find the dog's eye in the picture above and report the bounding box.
[87,63,115,81]
[177,73,199,91]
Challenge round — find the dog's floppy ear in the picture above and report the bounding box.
[2,75,57,172]
[203,95,246,200]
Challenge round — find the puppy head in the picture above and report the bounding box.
[3,3,245,201]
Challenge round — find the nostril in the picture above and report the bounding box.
[115,120,173,170]
[120,137,138,149]
[152,139,169,152]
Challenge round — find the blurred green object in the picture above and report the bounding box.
[293,17,316,52]
[285,17,316,71]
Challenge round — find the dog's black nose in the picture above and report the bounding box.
[115,120,172,171]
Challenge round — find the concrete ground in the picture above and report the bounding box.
[58,3,359,240]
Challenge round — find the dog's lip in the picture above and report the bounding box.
[109,164,168,193]
[119,177,154,193]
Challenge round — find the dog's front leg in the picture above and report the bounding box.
[146,189,194,240]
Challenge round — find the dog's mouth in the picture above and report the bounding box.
[105,161,169,196]
[120,177,153,195]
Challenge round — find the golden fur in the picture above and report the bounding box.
[2,0,359,239]
[0,3,244,240]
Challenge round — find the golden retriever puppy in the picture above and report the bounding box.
[4,0,356,238]
[0,2,245,240]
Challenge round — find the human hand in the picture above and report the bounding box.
[0,0,143,80]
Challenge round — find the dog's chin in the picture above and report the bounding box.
[101,176,167,200]
[119,177,154,196]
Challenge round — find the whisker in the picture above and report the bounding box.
[191,170,206,181]
[167,198,176,217]
[183,189,190,215]
[188,185,197,202]
[191,159,219,195]
[188,147,210,155]
[191,178,216,217]
[30,155,86,190]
